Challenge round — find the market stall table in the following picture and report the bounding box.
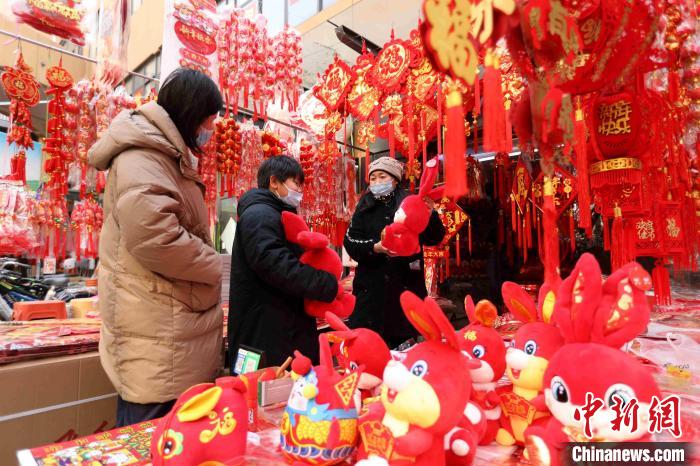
[17,406,521,466]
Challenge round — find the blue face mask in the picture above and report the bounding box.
[369,181,395,198]
[196,128,214,147]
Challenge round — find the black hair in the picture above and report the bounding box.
[257,155,305,189]
[157,68,223,153]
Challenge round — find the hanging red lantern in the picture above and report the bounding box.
[260,130,285,158]
[215,117,242,198]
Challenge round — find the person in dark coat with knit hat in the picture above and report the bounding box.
[343,157,445,348]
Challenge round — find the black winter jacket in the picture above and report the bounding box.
[228,189,338,366]
[343,189,445,346]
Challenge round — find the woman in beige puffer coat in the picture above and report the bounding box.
[88,69,224,427]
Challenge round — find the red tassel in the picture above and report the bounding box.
[517,211,523,248]
[437,85,443,155]
[482,49,508,153]
[444,90,468,199]
[468,218,473,255]
[574,98,592,235]
[511,196,517,232]
[542,177,560,285]
[421,111,428,169]
[611,206,625,271]
[497,211,504,246]
[569,209,576,252]
[505,102,513,153]
[456,234,461,267]
[668,70,680,102]
[445,246,451,277]
[526,204,533,249]
[652,260,672,306]
[522,217,529,264]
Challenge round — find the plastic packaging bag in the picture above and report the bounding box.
[630,333,700,383]
[95,0,130,87]
[11,0,87,45]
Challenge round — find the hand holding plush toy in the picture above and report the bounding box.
[524,254,659,466]
[496,282,564,446]
[325,311,391,403]
[151,377,248,465]
[280,335,363,465]
[355,291,475,466]
[381,158,439,256]
[458,297,507,445]
[281,211,355,318]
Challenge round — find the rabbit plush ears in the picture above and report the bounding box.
[281,211,329,249]
[418,157,439,198]
[464,295,498,328]
[324,311,358,350]
[554,253,652,348]
[400,291,460,351]
[502,281,557,324]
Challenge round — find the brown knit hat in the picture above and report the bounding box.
[368,156,404,181]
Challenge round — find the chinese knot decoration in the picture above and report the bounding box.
[215,117,242,198]
[43,61,75,200]
[1,52,40,185]
[313,55,356,113]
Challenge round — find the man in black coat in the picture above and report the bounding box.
[228,156,338,367]
[344,157,445,348]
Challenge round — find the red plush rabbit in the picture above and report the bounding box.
[355,291,477,466]
[151,377,248,465]
[325,311,391,402]
[281,211,355,318]
[496,281,564,446]
[457,297,507,445]
[381,158,439,256]
[524,254,659,466]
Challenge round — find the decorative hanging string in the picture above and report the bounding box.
[482,48,508,153]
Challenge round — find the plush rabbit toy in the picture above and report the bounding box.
[355,291,476,466]
[325,311,392,403]
[524,253,659,466]
[458,297,507,445]
[496,282,564,446]
[381,158,440,256]
[151,377,248,465]
[281,211,355,318]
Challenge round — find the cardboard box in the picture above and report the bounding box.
[0,352,117,465]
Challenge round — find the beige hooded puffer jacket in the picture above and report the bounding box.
[88,101,222,404]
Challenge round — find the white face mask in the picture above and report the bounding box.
[196,127,214,147]
[277,183,303,208]
[369,181,395,198]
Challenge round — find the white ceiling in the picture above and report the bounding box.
[300,0,423,88]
